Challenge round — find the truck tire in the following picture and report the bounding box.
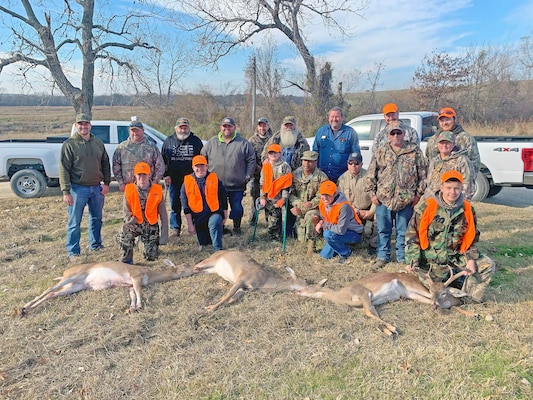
[471,172,490,202]
[487,185,503,198]
[10,169,48,199]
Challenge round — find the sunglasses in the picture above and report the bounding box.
[388,130,404,136]
[348,161,361,166]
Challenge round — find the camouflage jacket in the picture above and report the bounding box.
[248,130,273,180]
[425,124,481,174]
[337,168,375,214]
[424,150,475,200]
[113,137,165,186]
[372,122,420,154]
[261,131,310,170]
[405,193,480,279]
[260,159,292,201]
[289,167,329,212]
[365,143,427,211]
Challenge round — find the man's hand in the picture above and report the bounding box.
[359,209,373,220]
[101,184,109,195]
[371,195,381,206]
[466,259,477,275]
[63,194,73,206]
[412,195,420,207]
[187,224,196,235]
[118,183,126,192]
[290,206,302,216]
[315,219,324,234]
[164,176,172,185]
[275,198,285,208]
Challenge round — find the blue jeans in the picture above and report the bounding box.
[66,183,105,256]
[168,180,183,230]
[227,190,244,221]
[375,204,413,263]
[320,229,361,259]
[196,213,223,251]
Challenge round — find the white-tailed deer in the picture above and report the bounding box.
[295,268,472,336]
[191,250,308,312]
[21,260,194,316]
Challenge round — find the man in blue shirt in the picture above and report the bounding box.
[313,107,360,183]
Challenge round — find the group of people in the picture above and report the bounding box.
[59,103,494,304]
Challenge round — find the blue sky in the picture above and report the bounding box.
[0,0,532,95]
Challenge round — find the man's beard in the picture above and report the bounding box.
[176,132,190,141]
[280,126,298,147]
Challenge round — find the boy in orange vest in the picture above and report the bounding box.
[180,155,228,251]
[405,171,495,302]
[315,180,363,263]
[118,162,168,264]
[259,143,293,241]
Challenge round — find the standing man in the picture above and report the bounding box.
[313,107,360,182]
[60,113,111,260]
[426,107,481,175]
[181,155,229,252]
[372,103,420,154]
[161,117,203,236]
[337,152,377,255]
[262,116,310,171]
[289,150,329,255]
[405,171,495,302]
[248,117,273,226]
[315,181,363,263]
[365,122,427,268]
[113,117,165,192]
[201,117,255,235]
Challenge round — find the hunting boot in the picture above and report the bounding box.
[306,239,316,256]
[233,218,242,235]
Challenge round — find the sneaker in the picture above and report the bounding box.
[373,259,389,269]
[338,250,352,264]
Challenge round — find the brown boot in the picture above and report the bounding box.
[306,239,316,256]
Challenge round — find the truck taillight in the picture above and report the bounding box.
[523,148,533,172]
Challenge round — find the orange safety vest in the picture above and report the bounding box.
[183,173,220,213]
[418,197,476,254]
[261,163,293,199]
[319,200,362,225]
[125,183,163,225]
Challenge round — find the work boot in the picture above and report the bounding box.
[306,239,316,256]
[233,219,242,235]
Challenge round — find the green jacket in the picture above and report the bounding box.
[60,133,111,193]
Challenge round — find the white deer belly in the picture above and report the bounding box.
[371,280,405,305]
[86,268,131,290]
[213,258,238,283]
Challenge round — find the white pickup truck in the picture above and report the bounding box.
[0,120,167,198]
[307,112,533,201]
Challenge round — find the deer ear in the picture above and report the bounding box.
[318,278,328,287]
[446,287,470,298]
[285,267,296,278]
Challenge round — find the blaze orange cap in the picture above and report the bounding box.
[319,180,337,196]
[382,103,398,115]
[192,155,207,166]
[438,107,456,119]
[441,170,463,183]
[267,143,282,153]
[134,162,150,175]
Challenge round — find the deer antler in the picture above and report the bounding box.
[443,266,469,287]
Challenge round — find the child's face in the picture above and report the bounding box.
[268,151,281,163]
[135,173,151,190]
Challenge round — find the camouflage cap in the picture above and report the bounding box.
[221,117,236,126]
[282,116,296,125]
[386,121,404,134]
[437,131,455,142]
[75,113,91,123]
[301,150,319,161]
[176,117,190,126]
[257,117,269,124]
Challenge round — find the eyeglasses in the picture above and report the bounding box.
[348,161,361,166]
[388,130,404,136]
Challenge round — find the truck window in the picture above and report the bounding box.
[421,116,438,140]
[376,118,412,132]
[349,120,372,140]
[118,126,129,143]
[90,125,110,144]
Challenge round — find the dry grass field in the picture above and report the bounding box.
[0,186,532,399]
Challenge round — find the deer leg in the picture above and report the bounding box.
[358,292,398,336]
[127,287,138,313]
[22,279,86,315]
[227,288,246,305]
[452,306,480,320]
[132,279,144,311]
[205,281,245,312]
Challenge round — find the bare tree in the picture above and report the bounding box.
[0,0,158,114]
[411,51,469,110]
[176,0,367,102]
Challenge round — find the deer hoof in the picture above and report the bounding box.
[20,307,27,317]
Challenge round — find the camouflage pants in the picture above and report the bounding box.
[117,220,160,263]
[264,200,283,239]
[419,254,496,303]
[295,209,320,243]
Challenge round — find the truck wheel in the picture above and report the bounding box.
[10,169,48,199]
[487,185,503,198]
[471,172,490,202]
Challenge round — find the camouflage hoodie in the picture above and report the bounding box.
[424,149,475,200]
[405,192,480,279]
[365,142,427,211]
